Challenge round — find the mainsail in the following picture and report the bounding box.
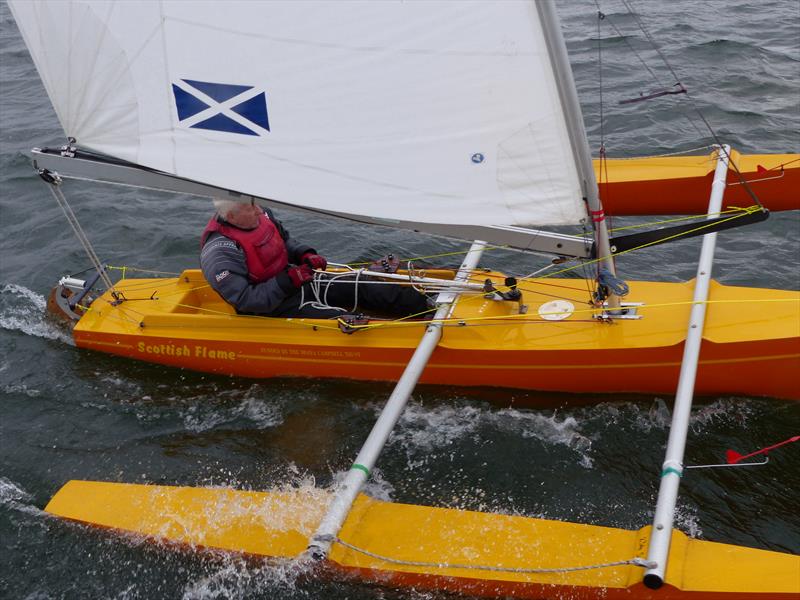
[9,0,589,233]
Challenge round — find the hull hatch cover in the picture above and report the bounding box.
[538,299,575,321]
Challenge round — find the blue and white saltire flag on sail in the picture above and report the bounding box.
[172,79,270,136]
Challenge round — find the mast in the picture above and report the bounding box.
[535,0,620,310]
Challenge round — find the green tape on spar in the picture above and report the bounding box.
[661,467,683,478]
[351,463,370,476]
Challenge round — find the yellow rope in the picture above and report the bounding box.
[339,296,800,332]
[607,205,759,233]
[107,265,181,276]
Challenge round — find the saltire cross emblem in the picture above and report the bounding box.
[172,79,270,136]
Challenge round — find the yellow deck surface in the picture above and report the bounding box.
[45,480,800,598]
[75,270,800,352]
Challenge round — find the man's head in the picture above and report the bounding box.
[213,198,262,229]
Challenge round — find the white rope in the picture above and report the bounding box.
[298,268,485,314]
[333,537,656,574]
[518,262,561,280]
[298,271,358,313]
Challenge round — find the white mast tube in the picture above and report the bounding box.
[643,146,731,589]
[307,241,487,559]
[535,0,619,310]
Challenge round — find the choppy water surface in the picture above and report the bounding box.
[1,1,798,598]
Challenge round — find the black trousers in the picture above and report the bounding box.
[268,273,431,319]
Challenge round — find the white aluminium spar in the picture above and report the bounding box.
[307,241,486,559]
[643,146,732,589]
[8,1,587,230]
[535,0,618,303]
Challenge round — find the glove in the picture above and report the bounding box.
[301,252,327,271]
[287,264,314,288]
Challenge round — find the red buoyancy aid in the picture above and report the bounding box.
[201,213,289,283]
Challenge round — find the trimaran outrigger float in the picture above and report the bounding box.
[9,1,799,598]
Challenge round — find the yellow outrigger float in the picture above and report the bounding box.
[597,150,800,215]
[46,481,800,599]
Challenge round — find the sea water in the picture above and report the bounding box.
[1,1,798,598]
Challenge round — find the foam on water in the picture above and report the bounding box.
[78,376,287,433]
[0,477,43,517]
[180,396,284,433]
[385,401,595,468]
[491,408,594,460]
[674,501,703,539]
[181,558,313,600]
[389,403,483,451]
[2,383,40,397]
[0,283,71,344]
[330,465,396,503]
[688,398,754,431]
[379,397,762,482]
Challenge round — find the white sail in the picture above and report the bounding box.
[9,0,587,227]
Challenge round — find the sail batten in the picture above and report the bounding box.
[10,0,588,228]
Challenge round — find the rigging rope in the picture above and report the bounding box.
[619,0,765,209]
[42,171,114,291]
[333,537,655,574]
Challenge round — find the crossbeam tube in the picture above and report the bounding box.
[306,241,487,559]
[643,146,731,588]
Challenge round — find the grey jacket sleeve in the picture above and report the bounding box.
[200,233,296,315]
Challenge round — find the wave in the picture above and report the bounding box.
[0,283,72,344]
[0,477,43,517]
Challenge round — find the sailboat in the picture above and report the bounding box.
[8,0,799,598]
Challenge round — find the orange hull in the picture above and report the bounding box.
[73,331,800,401]
[67,271,800,401]
[598,151,800,215]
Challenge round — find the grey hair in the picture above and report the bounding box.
[212,198,250,218]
